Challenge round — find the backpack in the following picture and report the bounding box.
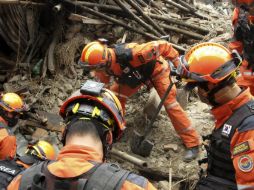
[19,161,131,190]
[113,43,158,88]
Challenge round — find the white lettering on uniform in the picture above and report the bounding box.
[243,72,254,76]
[0,165,16,175]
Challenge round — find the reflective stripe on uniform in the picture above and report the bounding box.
[152,66,169,81]
[176,125,195,134]
[165,101,178,110]
[242,72,254,76]
[237,184,254,190]
[153,42,159,56]
[171,57,178,63]
[152,41,159,48]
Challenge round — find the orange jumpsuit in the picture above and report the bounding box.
[197,88,254,189]
[95,40,200,148]
[0,116,16,159]
[8,144,157,190]
[229,8,254,95]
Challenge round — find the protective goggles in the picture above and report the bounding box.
[0,101,25,113]
[177,50,242,83]
[78,60,108,71]
[26,145,47,160]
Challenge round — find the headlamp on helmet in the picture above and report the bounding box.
[60,80,125,143]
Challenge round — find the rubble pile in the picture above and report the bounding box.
[0,0,233,85]
[0,0,234,189]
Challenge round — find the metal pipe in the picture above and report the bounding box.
[53,3,62,12]
[110,148,148,168]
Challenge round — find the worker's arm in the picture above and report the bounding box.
[121,174,157,190]
[228,40,243,54]
[231,129,254,189]
[228,7,244,54]
[132,40,180,67]
[7,174,22,190]
[0,129,16,160]
[152,40,179,67]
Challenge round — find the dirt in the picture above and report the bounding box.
[111,88,214,189]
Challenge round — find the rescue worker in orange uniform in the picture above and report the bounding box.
[79,40,200,161]
[229,0,254,95]
[0,140,56,189]
[16,140,56,168]
[0,93,26,160]
[176,42,254,189]
[8,80,157,190]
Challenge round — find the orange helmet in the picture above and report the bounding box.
[60,80,125,143]
[0,93,25,113]
[26,140,56,160]
[177,42,242,84]
[79,40,110,70]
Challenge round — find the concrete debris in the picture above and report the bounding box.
[32,128,48,140]
[158,181,169,190]
[163,144,178,152]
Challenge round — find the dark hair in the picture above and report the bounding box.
[65,119,101,144]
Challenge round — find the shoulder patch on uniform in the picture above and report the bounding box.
[233,141,250,156]
[221,124,232,137]
[0,165,16,175]
[238,155,253,172]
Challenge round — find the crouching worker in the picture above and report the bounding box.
[0,93,27,159]
[0,140,55,189]
[16,140,56,168]
[80,40,200,161]
[8,80,157,190]
[176,42,254,189]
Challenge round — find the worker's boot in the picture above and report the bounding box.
[183,146,199,162]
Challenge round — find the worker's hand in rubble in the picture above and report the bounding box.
[19,105,37,120]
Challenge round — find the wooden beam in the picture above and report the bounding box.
[0,0,45,6]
